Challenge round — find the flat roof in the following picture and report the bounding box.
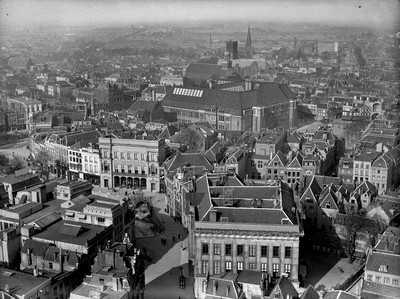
[1,173,40,185]
[0,269,50,296]
[32,220,108,246]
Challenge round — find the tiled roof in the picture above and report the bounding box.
[365,250,400,276]
[275,276,299,299]
[196,174,212,221]
[21,239,49,257]
[324,290,357,299]
[210,186,277,200]
[205,277,241,299]
[186,63,225,80]
[374,226,400,252]
[300,285,320,299]
[236,270,263,285]
[361,281,399,299]
[164,152,213,173]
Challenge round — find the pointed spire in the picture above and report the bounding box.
[246,24,252,48]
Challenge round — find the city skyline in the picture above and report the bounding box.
[1,0,399,30]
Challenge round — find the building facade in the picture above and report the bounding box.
[99,137,166,192]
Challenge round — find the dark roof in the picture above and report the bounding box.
[162,83,294,116]
[33,211,62,230]
[300,285,320,299]
[361,281,399,299]
[324,290,357,299]
[365,250,400,276]
[163,152,213,173]
[186,63,225,81]
[236,270,263,285]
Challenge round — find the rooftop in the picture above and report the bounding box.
[0,269,50,297]
[71,283,127,299]
[32,220,108,246]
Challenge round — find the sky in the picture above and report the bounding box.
[0,0,399,29]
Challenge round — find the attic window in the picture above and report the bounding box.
[379,265,388,272]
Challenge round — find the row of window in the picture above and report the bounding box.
[202,244,292,258]
[84,164,98,173]
[366,274,398,286]
[102,150,157,162]
[201,260,291,276]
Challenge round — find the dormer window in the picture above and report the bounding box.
[326,203,331,209]
[379,265,388,272]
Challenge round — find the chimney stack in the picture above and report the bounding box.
[59,247,63,273]
[213,280,218,295]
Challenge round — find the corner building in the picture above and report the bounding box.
[189,179,303,298]
[99,137,165,192]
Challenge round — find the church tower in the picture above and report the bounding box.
[245,25,254,57]
[246,25,252,48]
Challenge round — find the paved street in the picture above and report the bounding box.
[135,192,195,299]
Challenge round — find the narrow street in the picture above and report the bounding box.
[135,192,195,299]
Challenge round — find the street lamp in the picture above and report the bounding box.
[179,266,186,289]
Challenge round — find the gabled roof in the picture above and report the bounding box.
[300,285,320,299]
[319,186,340,210]
[273,276,299,299]
[163,152,213,173]
[287,152,303,168]
[204,141,226,164]
[268,150,287,166]
[353,181,377,196]
[301,176,322,204]
[205,276,241,299]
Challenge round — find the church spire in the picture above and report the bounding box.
[246,24,252,48]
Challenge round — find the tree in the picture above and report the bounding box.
[331,207,382,262]
[34,150,50,181]
[9,156,24,172]
[174,128,203,151]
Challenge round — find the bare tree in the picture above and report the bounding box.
[174,128,202,151]
[34,150,50,181]
[332,207,382,262]
[9,156,24,172]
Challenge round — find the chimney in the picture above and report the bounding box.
[385,239,389,251]
[33,265,39,277]
[59,247,63,273]
[107,240,111,249]
[209,209,217,222]
[213,280,218,295]
[226,284,230,297]
[245,80,252,91]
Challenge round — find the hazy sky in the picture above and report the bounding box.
[1,0,399,29]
